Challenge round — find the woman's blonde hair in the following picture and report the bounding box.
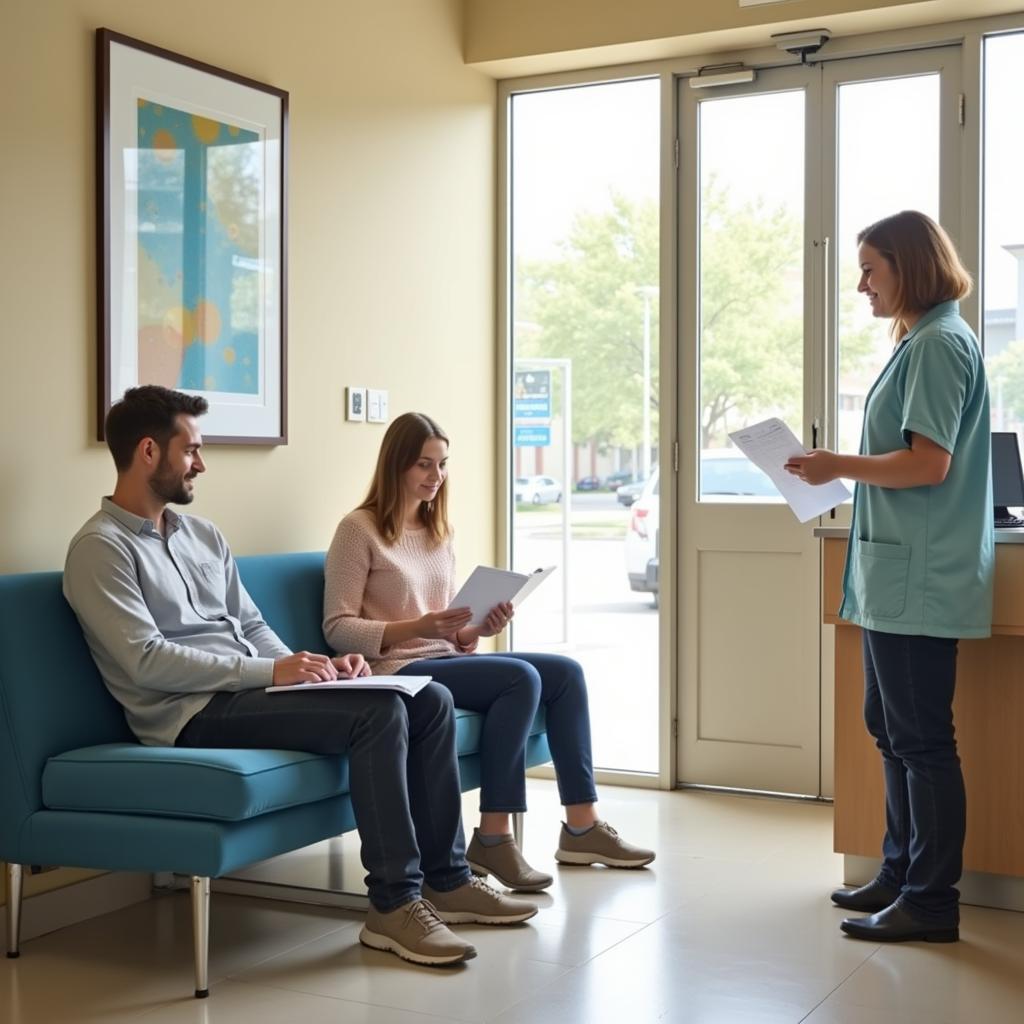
[857,210,973,341]
[359,412,450,545]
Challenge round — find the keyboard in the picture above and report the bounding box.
[995,514,1024,529]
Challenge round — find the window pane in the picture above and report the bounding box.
[984,33,1024,448]
[510,80,660,773]
[697,90,803,501]
[835,75,939,455]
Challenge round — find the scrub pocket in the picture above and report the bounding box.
[852,539,911,619]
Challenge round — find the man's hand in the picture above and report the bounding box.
[332,653,371,678]
[272,652,339,686]
[416,607,473,640]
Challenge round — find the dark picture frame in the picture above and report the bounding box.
[97,28,288,444]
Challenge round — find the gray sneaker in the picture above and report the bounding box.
[555,821,655,868]
[467,829,554,892]
[360,899,477,966]
[423,876,538,925]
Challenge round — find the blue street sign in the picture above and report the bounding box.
[513,398,551,420]
[514,369,551,422]
[515,425,551,447]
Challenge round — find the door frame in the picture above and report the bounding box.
[676,62,825,795]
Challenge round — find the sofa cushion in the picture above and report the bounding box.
[41,706,545,824]
[42,744,349,822]
[236,552,329,654]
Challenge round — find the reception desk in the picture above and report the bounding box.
[819,529,1024,901]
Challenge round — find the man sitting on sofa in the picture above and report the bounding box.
[63,385,535,968]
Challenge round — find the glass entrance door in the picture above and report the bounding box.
[508,78,661,774]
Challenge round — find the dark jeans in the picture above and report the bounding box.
[861,629,964,924]
[401,652,598,813]
[176,682,471,912]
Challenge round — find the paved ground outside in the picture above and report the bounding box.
[511,491,660,774]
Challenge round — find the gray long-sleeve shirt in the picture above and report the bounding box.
[63,498,290,745]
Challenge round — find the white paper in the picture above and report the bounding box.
[265,675,432,697]
[728,418,850,523]
[449,565,556,625]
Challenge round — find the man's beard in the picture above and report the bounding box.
[150,456,195,505]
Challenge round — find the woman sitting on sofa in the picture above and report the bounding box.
[323,411,655,893]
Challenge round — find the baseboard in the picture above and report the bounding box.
[19,871,153,943]
[528,764,663,789]
[213,876,370,911]
[844,855,1024,914]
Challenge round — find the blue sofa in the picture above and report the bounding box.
[0,551,550,997]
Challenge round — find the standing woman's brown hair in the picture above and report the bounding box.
[857,210,973,342]
[359,412,450,544]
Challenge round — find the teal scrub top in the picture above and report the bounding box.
[839,300,994,638]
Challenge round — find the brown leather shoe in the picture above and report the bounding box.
[466,829,553,892]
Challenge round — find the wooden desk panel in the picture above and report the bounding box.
[993,543,1024,636]
[822,538,845,624]
[832,623,883,858]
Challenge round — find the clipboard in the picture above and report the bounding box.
[449,565,556,626]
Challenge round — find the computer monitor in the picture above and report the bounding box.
[991,431,1024,526]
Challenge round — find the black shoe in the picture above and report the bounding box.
[830,878,901,912]
[840,903,959,943]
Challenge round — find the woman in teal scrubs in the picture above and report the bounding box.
[786,210,993,944]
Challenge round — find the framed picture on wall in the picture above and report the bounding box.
[96,28,288,444]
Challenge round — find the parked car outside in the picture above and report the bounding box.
[605,470,635,491]
[624,451,778,601]
[515,475,563,505]
[576,475,603,491]
[625,470,660,602]
[616,479,646,507]
[699,448,778,499]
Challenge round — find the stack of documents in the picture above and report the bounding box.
[728,418,851,522]
[266,676,433,697]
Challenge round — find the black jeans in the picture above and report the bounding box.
[861,629,964,924]
[176,682,471,911]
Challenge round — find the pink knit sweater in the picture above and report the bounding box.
[323,509,474,674]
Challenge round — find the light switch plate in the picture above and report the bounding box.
[367,388,388,423]
[346,387,366,421]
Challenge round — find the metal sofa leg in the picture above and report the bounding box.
[512,812,524,849]
[191,875,210,998]
[6,863,23,958]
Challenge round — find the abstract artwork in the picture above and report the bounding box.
[98,29,288,443]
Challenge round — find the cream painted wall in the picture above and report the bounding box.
[463,0,1024,74]
[464,0,920,59]
[1,0,495,898]
[1,0,496,576]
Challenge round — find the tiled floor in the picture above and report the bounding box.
[3,783,1023,1023]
